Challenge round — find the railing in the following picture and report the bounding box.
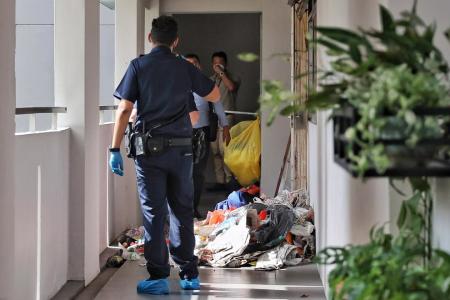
[225,110,258,117]
[15,107,67,131]
[98,106,259,122]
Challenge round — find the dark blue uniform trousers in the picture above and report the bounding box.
[134,146,199,280]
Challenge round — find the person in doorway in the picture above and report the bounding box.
[185,54,230,219]
[109,16,220,295]
[210,51,241,190]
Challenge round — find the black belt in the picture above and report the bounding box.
[167,137,192,147]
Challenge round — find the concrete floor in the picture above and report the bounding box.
[94,186,325,299]
[95,260,326,300]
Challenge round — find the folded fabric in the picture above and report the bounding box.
[136,278,169,295]
[205,216,250,267]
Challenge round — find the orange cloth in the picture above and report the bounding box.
[208,210,226,225]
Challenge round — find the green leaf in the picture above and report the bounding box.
[412,0,418,15]
[380,5,395,33]
[444,27,450,43]
[317,27,367,46]
[349,43,362,63]
[280,105,302,116]
[397,202,407,229]
[317,38,348,54]
[423,23,436,43]
[237,52,259,62]
[408,177,430,192]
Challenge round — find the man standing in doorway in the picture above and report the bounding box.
[210,51,241,190]
[185,54,230,218]
[109,16,220,295]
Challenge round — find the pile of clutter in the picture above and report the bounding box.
[117,226,145,261]
[108,187,315,272]
[194,187,315,270]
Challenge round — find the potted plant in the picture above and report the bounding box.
[259,1,450,299]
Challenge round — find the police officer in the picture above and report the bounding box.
[109,16,220,295]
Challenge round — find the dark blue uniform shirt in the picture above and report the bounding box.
[114,46,214,137]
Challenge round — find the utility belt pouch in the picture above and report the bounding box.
[132,132,146,156]
[124,123,135,158]
[145,135,166,155]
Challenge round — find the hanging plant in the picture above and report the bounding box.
[259,1,450,299]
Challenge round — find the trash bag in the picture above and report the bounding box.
[246,205,295,252]
[224,118,261,186]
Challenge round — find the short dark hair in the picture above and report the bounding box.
[151,16,178,46]
[185,53,200,63]
[212,51,228,64]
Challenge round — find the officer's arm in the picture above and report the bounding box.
[189,111,200,126]
[203,85,220,103]
[112,100,134,148]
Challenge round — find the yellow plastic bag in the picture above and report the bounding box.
[224,118,261,186]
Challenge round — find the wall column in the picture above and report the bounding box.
[54,0,100,284]
[260,0,292,196]
[115,0,145,81]
[144,0,160,54]
[112,0,144,238]
[0,0,16,298]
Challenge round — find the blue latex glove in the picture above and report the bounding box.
[109,151,124,176]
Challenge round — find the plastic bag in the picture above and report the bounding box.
[224,118,261,186]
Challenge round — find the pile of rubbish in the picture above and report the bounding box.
[111,187,315,271]
[194,187,315,270]
[116,226,145,261]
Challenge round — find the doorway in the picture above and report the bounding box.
[173,13,262,191]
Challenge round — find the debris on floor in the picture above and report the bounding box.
[115,226,145,261]
[111,186,315,271]
[106,255,126,268]
[195,188,315,270]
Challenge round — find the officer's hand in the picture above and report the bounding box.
[109,151,124,176]
[223,126,231,146]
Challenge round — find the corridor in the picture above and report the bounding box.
[93,262,325,300]
[3,0,450,300]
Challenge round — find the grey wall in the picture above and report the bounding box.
[173,13,261,114]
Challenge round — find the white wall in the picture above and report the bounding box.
[161,0,291,196]
[99,123,141,247]
[260,0,292,197]
[386,0,450,254]
[312,0,391,287]
[100,4,115,110]
[15,0,54,132]
[0,1,16,298]
[14,130,70,300]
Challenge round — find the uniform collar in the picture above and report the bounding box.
[151,45,172,54]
